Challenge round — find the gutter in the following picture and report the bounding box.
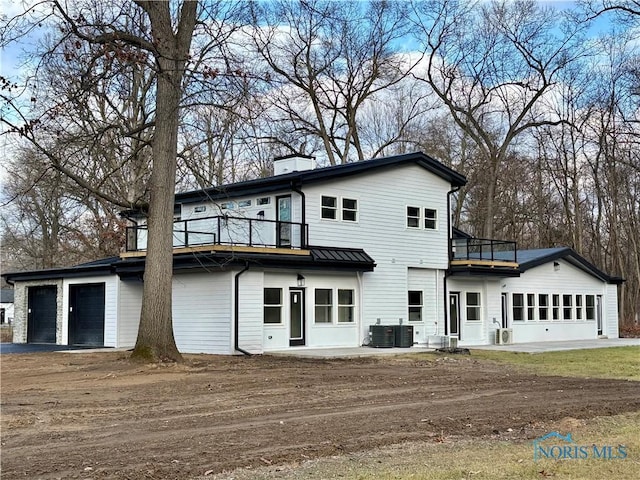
[444,185,462,337]
[234,262,252,356]
[291,179,307,248]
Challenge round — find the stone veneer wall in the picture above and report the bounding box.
[12,280,64,343]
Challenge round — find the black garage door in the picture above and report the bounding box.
[69,283,105,346]
[27,286,58,343]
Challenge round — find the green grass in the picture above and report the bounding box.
[468,346,640,381]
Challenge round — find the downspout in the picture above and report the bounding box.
[291,179,306,248]
[444,185,462,338]
[234,262,252,356]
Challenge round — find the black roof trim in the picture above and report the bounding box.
[518,248,623,284]
[2,257,120,282]
[452,227,473,239]
[166,152,466,207]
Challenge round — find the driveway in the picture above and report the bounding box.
[0,343,105,354]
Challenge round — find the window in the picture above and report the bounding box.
[407,206,420,228]
[527,294,536,321]
[538,294,549,321]
[194,205,206,213]
[257,197,271,205]
[338,289,355,323]
[552,294,560,320]
[408,290,423,322]
[238,199,252,208]
[576,295,583,320]
[586,295,595,320]
[512,293,524,321]
[424,209,437,229]
[315,289,333,323]
[221,201,235,210]
[321,196,337,220]
[342,198,358,222]
[263,288,282,324]
[466,292,481,321]
[563,294,573,320]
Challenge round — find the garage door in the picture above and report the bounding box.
[68,283,105,346]
[27,286,58,343]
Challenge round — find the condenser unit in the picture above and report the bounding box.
[496,328,513,345]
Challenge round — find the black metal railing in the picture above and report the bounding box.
[126,215,309,252]
[451,237,517,263]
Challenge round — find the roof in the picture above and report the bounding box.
[122,152,466,214]
[1,289,14,303]
[515,247,622,284]
[2,247,375,282]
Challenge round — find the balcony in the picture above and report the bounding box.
[123,215,309,258]
[450,237,519,276]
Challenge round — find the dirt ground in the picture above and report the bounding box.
[1,351,639,479]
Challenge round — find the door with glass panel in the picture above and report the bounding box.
[449,292,460,337]
[276,195,292,247]
[289,289,305,346]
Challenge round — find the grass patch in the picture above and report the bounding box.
[206,412,640,480]
[468,347,640,381]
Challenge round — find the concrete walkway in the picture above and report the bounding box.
[268,338,639,358]
[467,337,640,353]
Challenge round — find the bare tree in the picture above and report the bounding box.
[412,0,588,238]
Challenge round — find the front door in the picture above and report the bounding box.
[27,286,57,343]
[449,292,460,337]
[289,289,305,346]
[596,295,603,336]
[69,283,105,346]
[501,293,509,328]
[276,195,292,247]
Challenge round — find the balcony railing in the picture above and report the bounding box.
[126,215,309,252]
[451,237,517,264]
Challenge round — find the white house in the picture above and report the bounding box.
[2,152,623,353]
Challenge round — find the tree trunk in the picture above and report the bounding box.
[131,0,197,363]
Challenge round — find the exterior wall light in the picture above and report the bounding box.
[297,274,305,287]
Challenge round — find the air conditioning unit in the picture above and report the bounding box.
[439,336,458,348]
[496,328,513,345]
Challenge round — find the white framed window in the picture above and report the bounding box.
[257,197,271,205]
[424,208,437,229]
[576,295,583,320]
[314,288,333,323]
[194,205,207,213]
[321,196,337,220]
[563,294,573,320]
[466,292,481,321]
[552,294,560,320]
[586,295,595,320]
[527,293,536,321]
[238,199,252,208]
[263,288,282,324]
[342,198,358,222]
[407,206,420,228]
[408,290,423,322]
[221,201,235,210]
[512,293,524,321]
[337,289,355,323]
[538,294,549,321]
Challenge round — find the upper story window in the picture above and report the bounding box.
[407,206,437,230]
[321,196,337,220]
[407,207,421,228]
[321,195,358,222]
[221,201,235,210]
[238,200,252,208]
[194,205,207,213]
[424,209,437,229]
[257,197,271,205]
[342,198,358,222]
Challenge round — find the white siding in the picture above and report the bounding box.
[172,272,233,354]
[407,267,441,344]
[502,259,608,343]
[447,277,500,345]
[605,284,620,338]
[237,270,264,354]
[62,276,118,347]
[117,279,143,348]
